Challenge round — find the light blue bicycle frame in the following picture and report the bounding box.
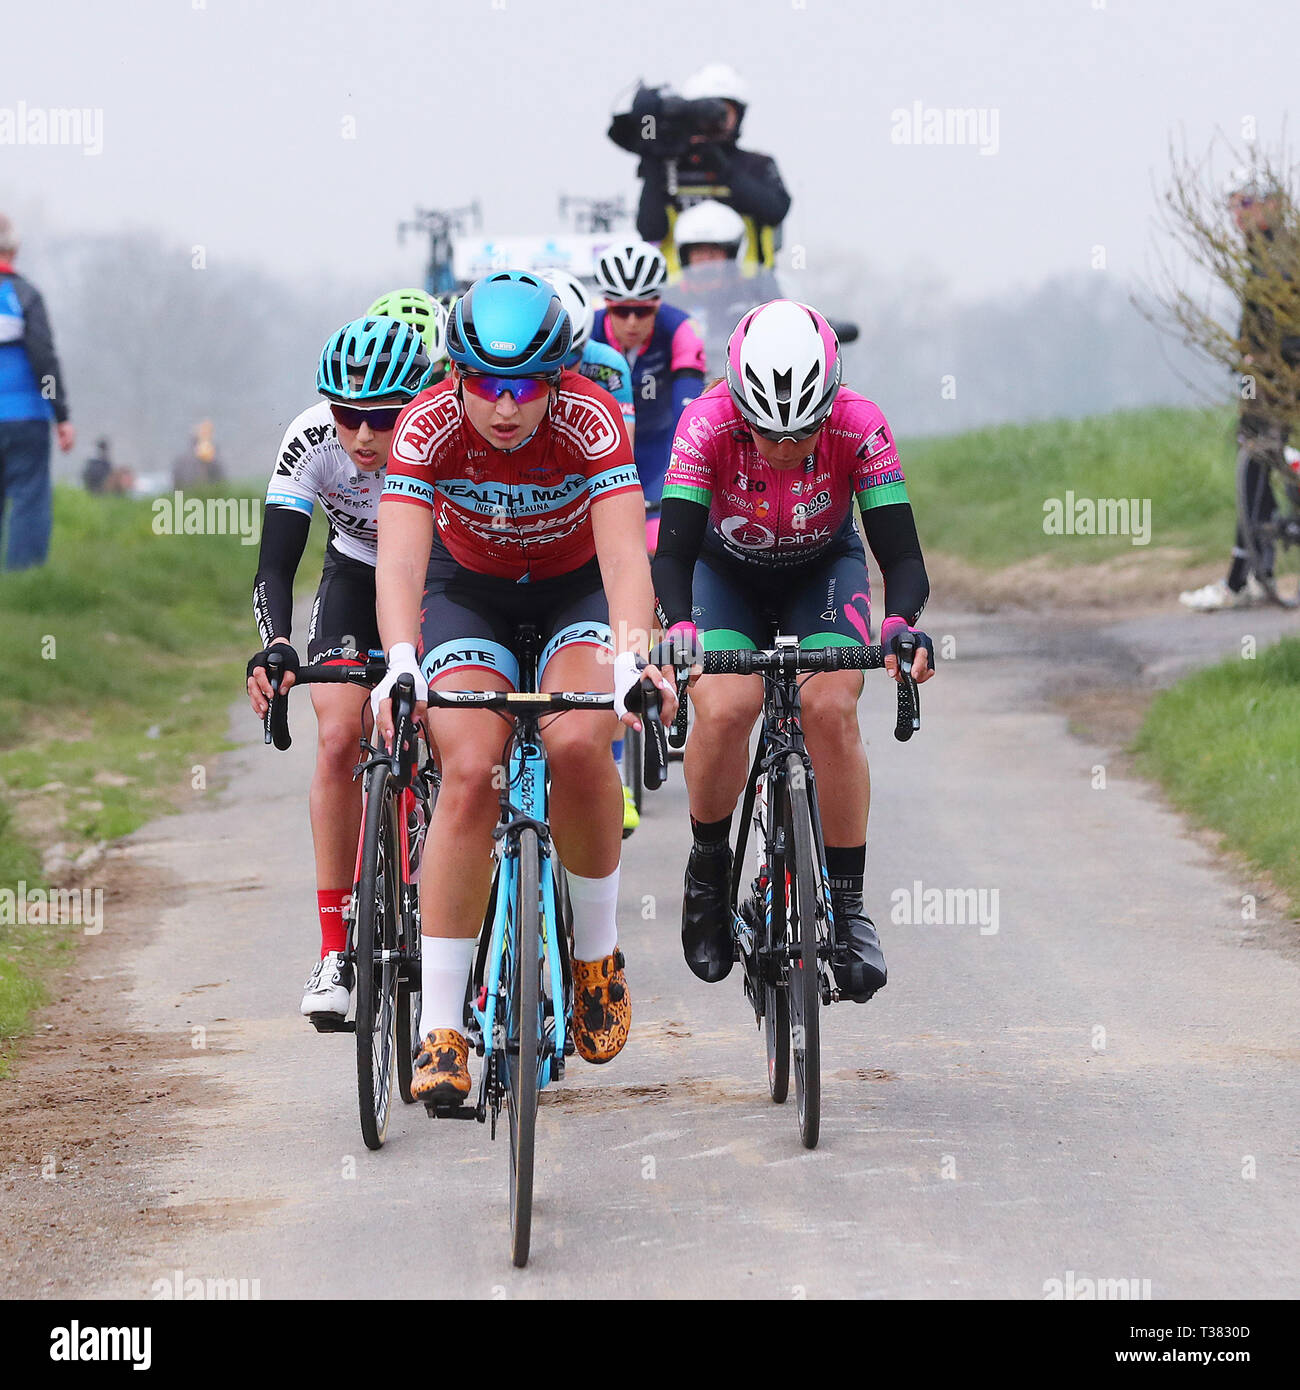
[469,731,568,1093]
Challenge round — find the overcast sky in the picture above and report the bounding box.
[2,0,1295,299]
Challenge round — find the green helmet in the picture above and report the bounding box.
[366,288,448,362]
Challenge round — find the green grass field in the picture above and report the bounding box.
[1134,637,1300,918]
[903,405,1240,567]
[0,484,323,1073]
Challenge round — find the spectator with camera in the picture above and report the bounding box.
[608,63,791,278]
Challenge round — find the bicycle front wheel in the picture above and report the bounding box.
[783,754,822,1149]
[506,828,542,1267]
[622,724,644,816]
[355,762,402,1150]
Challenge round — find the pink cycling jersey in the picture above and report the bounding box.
[661,381,909,568]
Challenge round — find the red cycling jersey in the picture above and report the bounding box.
[383,371,642,580]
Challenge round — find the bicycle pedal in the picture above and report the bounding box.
[424,1101,478,1120]
[309,1014,355,1034]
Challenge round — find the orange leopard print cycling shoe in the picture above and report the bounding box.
[410,1028,471,1105]
[571,949,630,1064]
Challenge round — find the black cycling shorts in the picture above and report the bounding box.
[418,539,612,689]
[306,546,382,665]
[692,540,874,652]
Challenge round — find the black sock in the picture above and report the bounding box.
[690,814,733,855]
[1226,551,1249,592]
[826,844,865,900]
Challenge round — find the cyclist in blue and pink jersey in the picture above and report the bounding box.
[542,269,636,442]
[371,271,677,1106]
[652,300,933,1000]
[543,268,644,834]
[592,240,705,547]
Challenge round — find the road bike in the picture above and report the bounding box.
[1236,435,1300,607]
[672,633,924,1148]
[422,624,668,1265]
[263,654,434,1151]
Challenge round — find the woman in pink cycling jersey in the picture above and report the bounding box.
[652,300,933,998]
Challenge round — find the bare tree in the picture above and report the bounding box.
[1140,133,1300,425]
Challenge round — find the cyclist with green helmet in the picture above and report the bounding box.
[246,316,433,1025]
[368,288,451,383]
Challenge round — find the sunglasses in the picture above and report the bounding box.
[329,403,403,431]
[606,302,659,320]
[459,371,558,404]
[750,418,827,444]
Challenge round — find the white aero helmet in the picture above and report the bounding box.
[681,62,749,111]
[594,239,668,301]
[541,268,594,356]
[725,300,842,439]
[674,199,746,260]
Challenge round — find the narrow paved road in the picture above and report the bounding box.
[19,602,1300,1297]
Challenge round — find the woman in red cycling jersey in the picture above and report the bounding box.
[371,271,676,1104]
[652,300,933,999]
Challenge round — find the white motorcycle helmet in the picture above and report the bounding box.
[594,240,668,301]
[681,62,749,114]
[541,268,594,358]
[725,300,842,439]
[674,199,746,265]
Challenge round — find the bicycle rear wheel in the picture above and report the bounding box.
[506,828,542,1267]
[763,899,790,1105]
[397,780,432,1106]
[355,763,402,1150]
[783,754,822,1149]
[1236,444,1300,607]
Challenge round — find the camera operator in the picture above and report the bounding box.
[608,63,791,278]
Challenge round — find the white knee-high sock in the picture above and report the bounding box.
[419,936,476,1038]
[567,868,620,962]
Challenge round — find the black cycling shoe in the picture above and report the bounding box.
[831,900,887,1001]
[682,846,735,983]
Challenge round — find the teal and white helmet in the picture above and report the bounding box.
[316,317,433,402]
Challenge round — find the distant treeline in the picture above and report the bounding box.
[18,224,1222,478]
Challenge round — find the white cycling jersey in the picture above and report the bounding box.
[264,402,384,566]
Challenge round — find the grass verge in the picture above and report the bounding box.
[903,404,1239,569]
[0,484,320,1074]
[1134,637,1300,917]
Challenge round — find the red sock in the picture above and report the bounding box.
[317,889,350,957]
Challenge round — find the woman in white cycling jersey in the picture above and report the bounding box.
[245,303,443,1022]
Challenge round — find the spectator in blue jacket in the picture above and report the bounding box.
[0,213,74,570]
